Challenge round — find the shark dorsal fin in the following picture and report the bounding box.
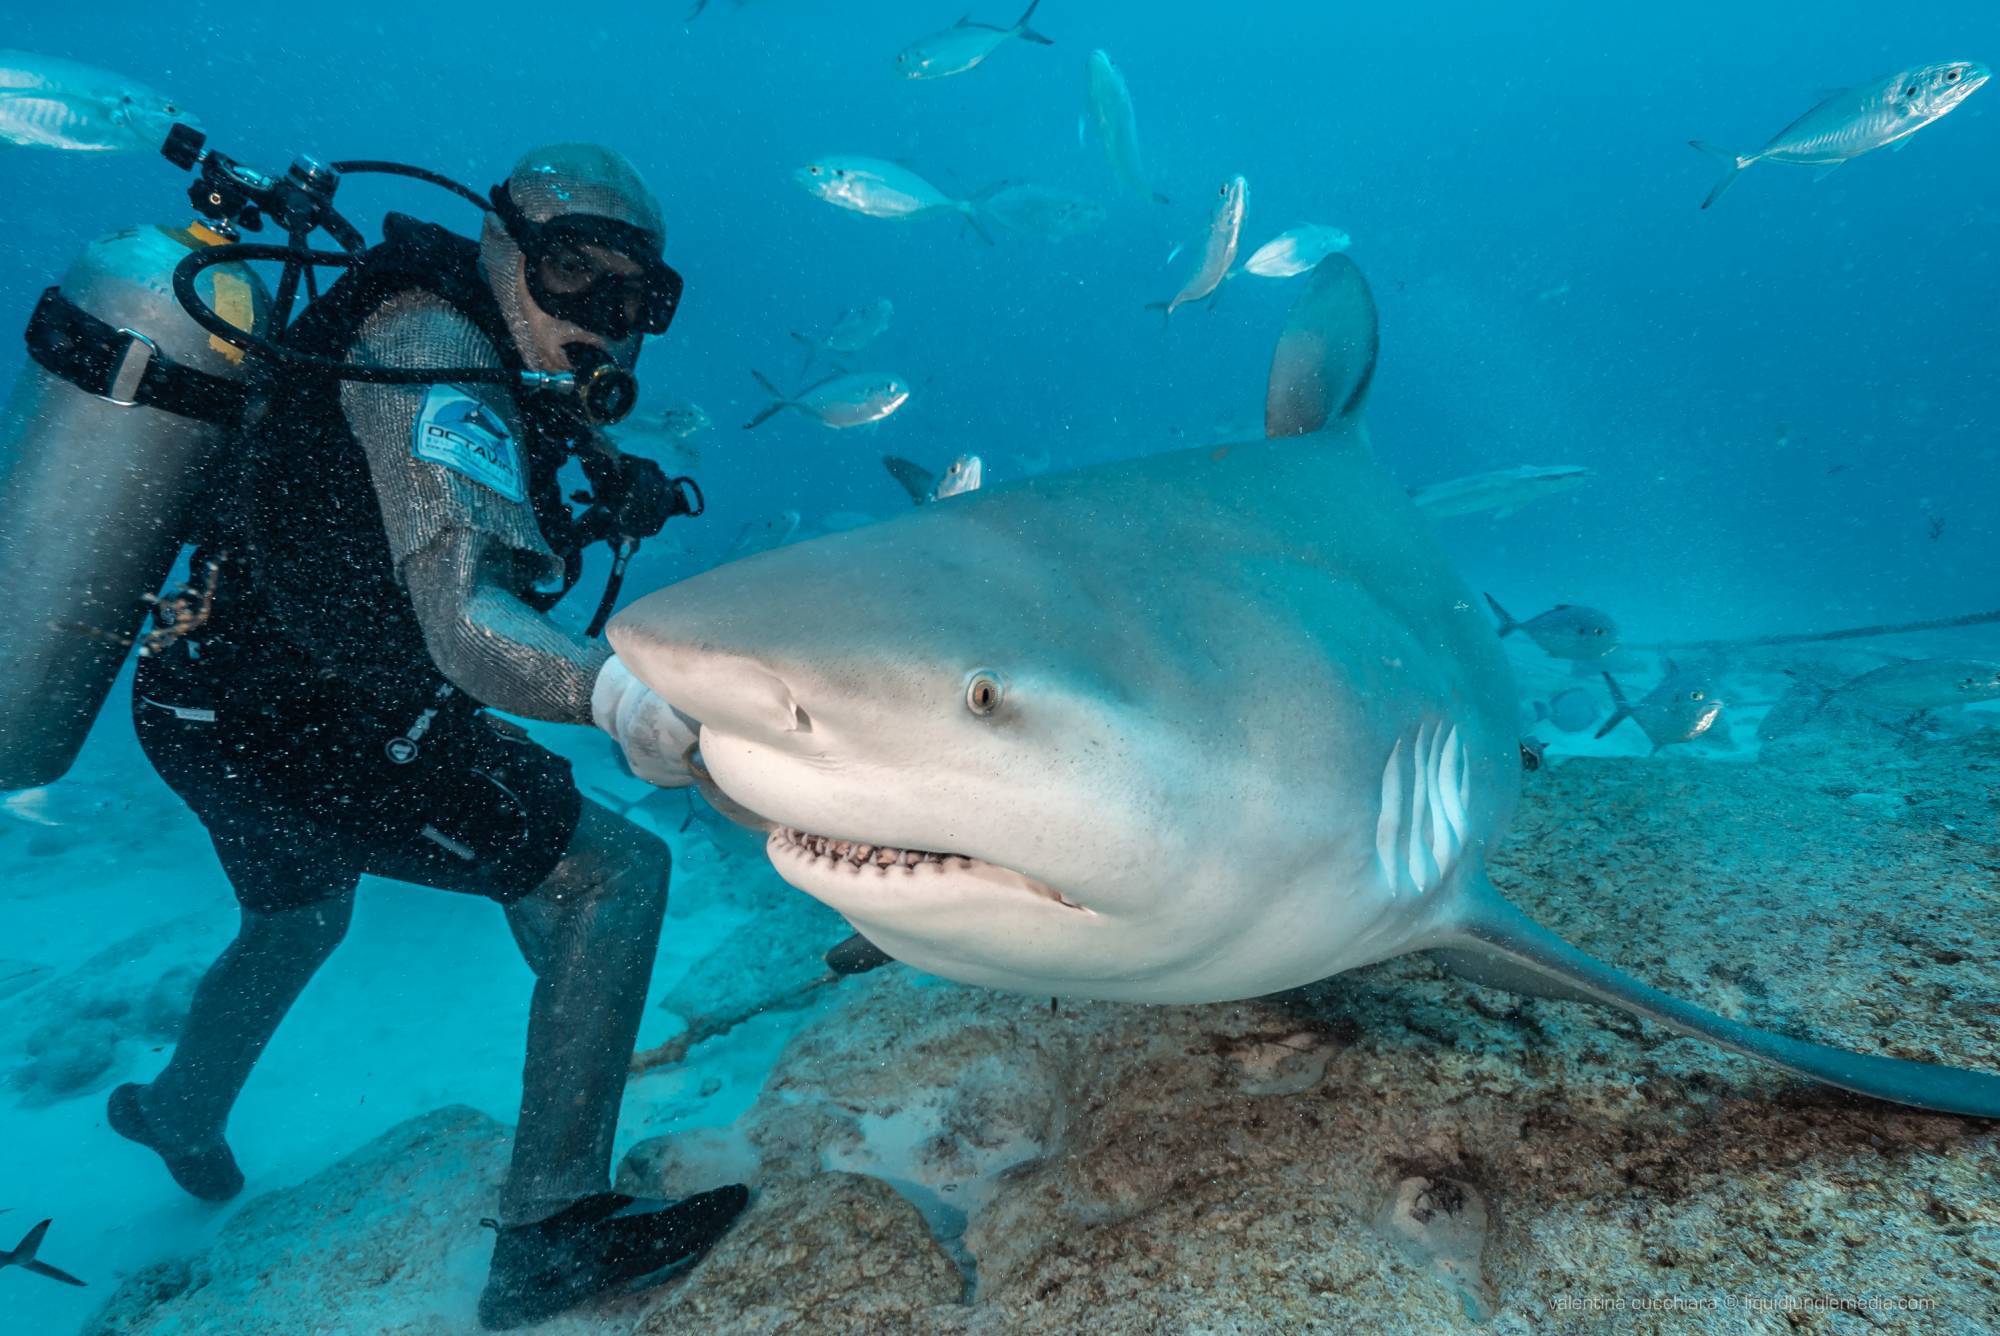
[1264,254,1378,439]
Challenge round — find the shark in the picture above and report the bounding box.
[608,257,2000,1119]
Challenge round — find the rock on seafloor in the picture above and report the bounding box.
[94,728,2000,1333]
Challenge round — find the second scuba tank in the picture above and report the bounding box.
[0,223,271,789]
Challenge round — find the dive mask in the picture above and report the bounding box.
[490,182,682,341]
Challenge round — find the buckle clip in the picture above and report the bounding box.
[104,329,160,407]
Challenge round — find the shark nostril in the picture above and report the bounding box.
[787,700,812,733]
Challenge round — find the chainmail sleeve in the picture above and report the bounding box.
[342,293,558,574]
[343,293,609,725]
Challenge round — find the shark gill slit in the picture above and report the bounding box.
[1375,719,1471,898]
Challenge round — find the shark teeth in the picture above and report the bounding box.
[775,826,957,869]
[771,826,1086,911]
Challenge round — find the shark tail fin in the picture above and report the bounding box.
[1482,592,1519,638]
[1144,299,1171,329]
[1014,0,1053,43]
[1593,671,1633,739]
[1438,873,2000,1117]
[1264,254,1378,439]
[882,455,936,505]
[1690,141,1754,209]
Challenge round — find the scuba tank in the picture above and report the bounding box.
[0,223,271,789]
[0,126,697,790]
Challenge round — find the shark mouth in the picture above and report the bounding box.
[769,826,1089,912]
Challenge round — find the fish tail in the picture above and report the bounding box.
[1689,140,1754,209]
[957,202,996,246]
[744,369,795,430]
[1482,592,1519,638]
[788,331,817,379]
[1593,672,1633,740]
[1015,0,1054,43]
[1144,299,1172,328]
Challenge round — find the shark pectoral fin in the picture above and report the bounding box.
[1442,875,2000,1117]
[1432,948,1599,1004]
[1264,254,1378,439]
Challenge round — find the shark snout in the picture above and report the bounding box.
[617,638,810,743]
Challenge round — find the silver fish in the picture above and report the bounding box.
[744,370,911,430]
[729,509,801,556]
[1239,224,1352,278]
[0,51,193,152]
[895,1,1052,80]
[0,782,127,828]
[1149,175,1248,321]
[1692,60,1989,208]
[1413,465,1592,520]
[1533,687,1600,734]
[1085,50,1167,205]
[883,452,984,504]
[791,299,894,376]
[1484,594,1619,660]
[1597,662,1725,751]
[795,157,993,241]
[1834,659,2000,713]
[979,182,1106,239]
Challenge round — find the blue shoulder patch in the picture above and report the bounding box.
[412,385,526,502]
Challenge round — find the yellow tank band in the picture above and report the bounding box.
[206,272,254,364]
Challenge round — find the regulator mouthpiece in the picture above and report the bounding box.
[564,342,637,426]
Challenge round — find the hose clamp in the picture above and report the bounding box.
[105,329,160,407]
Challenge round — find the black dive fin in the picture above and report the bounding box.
[882,455,936,505]
[1439,874,2000,1117]
[1264,254,1378,439]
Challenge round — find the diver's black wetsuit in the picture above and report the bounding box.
[132,220,582,908]
[110,145,746,1333]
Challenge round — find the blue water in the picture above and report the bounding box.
[3,2,1998,1330]
[4,2,1996,633]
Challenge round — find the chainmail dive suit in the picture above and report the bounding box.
[111,150,673,1230]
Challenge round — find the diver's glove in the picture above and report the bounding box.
[592,656,698,788]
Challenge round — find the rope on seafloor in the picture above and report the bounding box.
[1631,607,2000,653]
[628,972,840,1078]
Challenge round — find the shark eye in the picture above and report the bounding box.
[965,671,1005,717]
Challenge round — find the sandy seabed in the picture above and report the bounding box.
[4,650,1996,1335]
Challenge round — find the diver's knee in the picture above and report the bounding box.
[545,802,670,907]
[239,894,353,962]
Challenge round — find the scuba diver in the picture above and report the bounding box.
[52,142,742,1329]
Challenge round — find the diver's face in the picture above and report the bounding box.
[513,243,647,373]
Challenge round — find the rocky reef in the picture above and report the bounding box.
[92,727,2000,1333]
